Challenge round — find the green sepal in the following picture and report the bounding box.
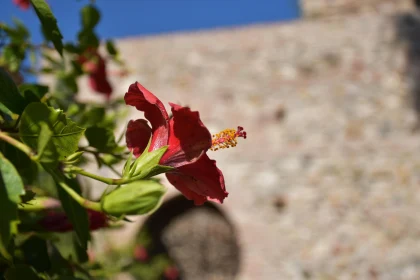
[124,139,174,180]
[101,180,166,216]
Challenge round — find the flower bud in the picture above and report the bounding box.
[101,180,166,216]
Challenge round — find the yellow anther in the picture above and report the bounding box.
[210,126,246,151]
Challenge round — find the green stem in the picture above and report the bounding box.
[48,169,102,212]
[66,167,140,185]
[69,168,122,185]
[58,181,102,211]
[0,131,35,159]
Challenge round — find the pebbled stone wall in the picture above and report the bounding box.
[74,1,420,279]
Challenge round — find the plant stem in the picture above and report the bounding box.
[0,131,35,159]
[47,168,102,212]
[58,180,102,212]
[69,168,122,185]
[66,167,141,186]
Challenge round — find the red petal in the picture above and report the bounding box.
[88,54,113,97]
[166,154,228,205]
[125,82,169,152]
[126,119,152,157]
[87,209,108,230]
[38,211,73,232]
[160,103,212,167]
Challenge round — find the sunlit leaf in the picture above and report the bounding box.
[31,0,63,56]
[19,102,85,163]
[81,5,100,30]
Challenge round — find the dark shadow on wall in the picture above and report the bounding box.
[395,9,420,130]
[130,195,241,280]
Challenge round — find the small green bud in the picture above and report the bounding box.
[101,180,166,216]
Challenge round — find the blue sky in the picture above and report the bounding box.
[1,0,300,82]
[1,0,301,43]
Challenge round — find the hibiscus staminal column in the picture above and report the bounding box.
[210,126,247,151]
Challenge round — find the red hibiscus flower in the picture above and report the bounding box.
[125,82,246,205]
[38,209,108,232]
[13,0,30,10]
[78,49,113,99]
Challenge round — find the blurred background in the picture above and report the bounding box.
[5,0,420,279]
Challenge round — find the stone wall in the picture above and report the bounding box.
[301,0,413,18]
[74,2,420,279]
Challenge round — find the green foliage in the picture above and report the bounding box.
[19,103,85,163]
[106,40,118,56]
[0,152,25,261]
[19,84,49,103]
[85,126,119,153]
[56,178,90,250]
[0,68,26,115]
[30,0,63,56]
[81,5,101,30]
[4,264,43,280]
[0,1,177,279]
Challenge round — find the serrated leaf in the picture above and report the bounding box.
[0,152,25,261]
[31,0,63,56]
[85,126,118,153]
[0,67,26,114]
[19,102,85,163]
[81,5,100,30]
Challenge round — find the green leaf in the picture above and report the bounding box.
[20,190,36,204]
[56,177,90,250]
[19,102,85,163]
[0,153,25,204]
[78,107,105,127]
[31,0,63,56]
[4,264,43,280]
[85,126,118,153]
[0,67,26,115]
[101,180,166,216]
[81,5,101,30]
[19,84,49,103]
[0,152,25,261]
[48,243,75,277]
[36,122,53,161]
[63,43,80,54]
[106,40,118,56]
[77,29,99,50]
[21,236,51,272]
[0,141,38,185]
